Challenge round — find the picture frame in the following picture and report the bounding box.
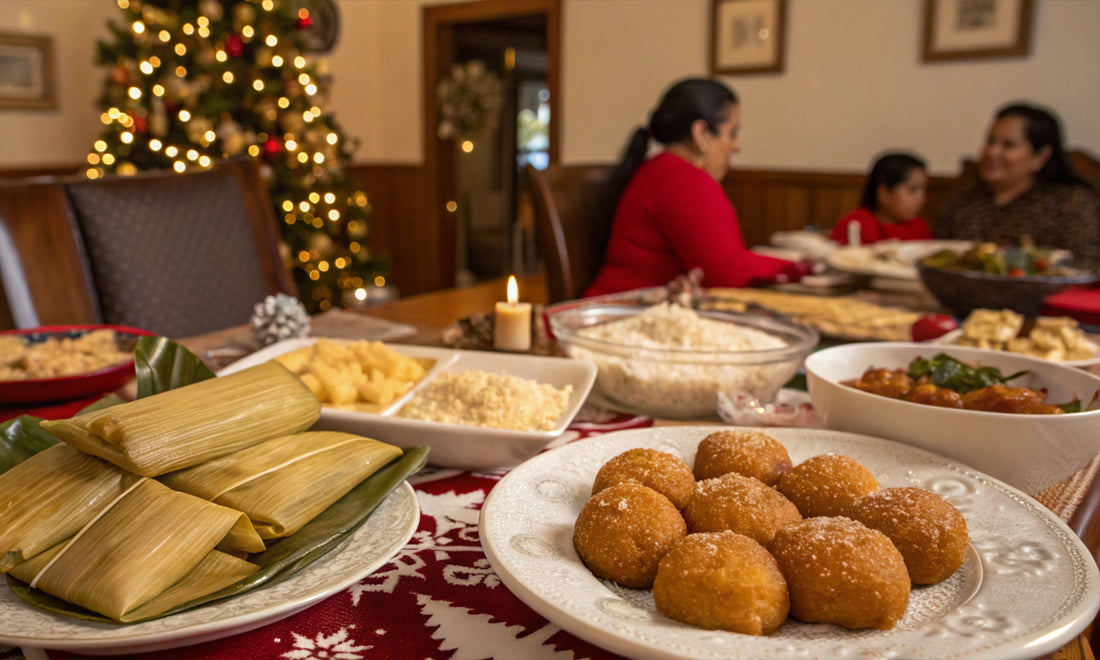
[709,0,787,75]
[0,31,56,110]
[922,0,1034,62]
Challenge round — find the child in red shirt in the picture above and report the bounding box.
[830,152,933,246]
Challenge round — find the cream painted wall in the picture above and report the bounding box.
[1,0,1098,175]
[0,2,114,167]
[560,0,1100,174]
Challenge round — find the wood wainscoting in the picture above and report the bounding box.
[348,162,962,297]
[723,167,960,250]
[1,161,962,300]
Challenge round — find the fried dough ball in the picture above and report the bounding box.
[769,516,909,630]
[693,429,793,485]
[848,487,970,584]
[653,531,789,635]
[683,473,802,545]
[573,482,686,588]
[776,453,880,518]
[592,448,695,509]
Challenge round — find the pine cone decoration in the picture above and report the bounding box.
[251,294,311,346]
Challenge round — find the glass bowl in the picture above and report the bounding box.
[548,304,819,419]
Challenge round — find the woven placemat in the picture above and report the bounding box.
[1036,452,1100,522]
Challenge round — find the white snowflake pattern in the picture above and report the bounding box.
[417,490,484,536]
[347,489,512,609]
[443,557,501,588]
[280,626,371,660]
[348,541,429,603]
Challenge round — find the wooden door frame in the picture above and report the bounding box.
[422,0,561,292]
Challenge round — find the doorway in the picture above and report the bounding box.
[422,0,561,292]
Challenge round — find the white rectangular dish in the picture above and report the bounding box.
[220,338,597,471]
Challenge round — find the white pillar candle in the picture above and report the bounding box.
[494,275,532,352]
[847,221,862,247]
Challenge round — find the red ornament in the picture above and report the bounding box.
[262,137,282,160]
[297,16,313,29]
[131,115,148,133]
[110,66,129,86]
[226,34,245,57]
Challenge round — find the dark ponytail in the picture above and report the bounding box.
[594,78,739,266]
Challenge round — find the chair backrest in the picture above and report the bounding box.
[0,178,100,329]
[525,163,612,303]
[0,157,295,337]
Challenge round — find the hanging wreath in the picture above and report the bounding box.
[436,60,503,141]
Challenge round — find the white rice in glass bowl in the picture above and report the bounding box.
[549,303,818,418]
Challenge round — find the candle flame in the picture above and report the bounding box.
[507,275,519,304]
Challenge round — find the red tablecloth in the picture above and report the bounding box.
[3,401,653,660]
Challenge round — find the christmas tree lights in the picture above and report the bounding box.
[87,0,383,312]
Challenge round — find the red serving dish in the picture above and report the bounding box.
[0,324,157,405]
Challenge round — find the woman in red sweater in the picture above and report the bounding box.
[829,152,933,246]
[584,78,803,297]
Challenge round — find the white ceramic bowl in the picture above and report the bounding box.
[549,304,818,418]
[220,339,596,470]
[805,342,1100,494]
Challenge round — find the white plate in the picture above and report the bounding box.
[932,328,1100,368]
[827,240,972,280]
[480,426,1100,660]
[220,339,598,470]
[0,482,419,656]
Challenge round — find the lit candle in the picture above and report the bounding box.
[494,275,532,352]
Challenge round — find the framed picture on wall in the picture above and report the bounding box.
[709,0,787,75]
[0,32,56,110]
[922,0,1034,62]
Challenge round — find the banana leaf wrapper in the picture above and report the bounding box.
[8,445,429,624]
[0,444,139,573]
[8,478,264,622]
[40,361,321,476]
[160,431,404,540]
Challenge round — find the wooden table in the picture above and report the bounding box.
[365,272,547,344]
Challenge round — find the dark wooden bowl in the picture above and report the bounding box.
[918,264,1099,317]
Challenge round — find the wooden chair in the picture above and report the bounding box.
[524,163,612,303]
[0,157,295,337]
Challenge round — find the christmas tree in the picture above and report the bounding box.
[86,0,383,312]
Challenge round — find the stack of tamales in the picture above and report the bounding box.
[0,361,405,622]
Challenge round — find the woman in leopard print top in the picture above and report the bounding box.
[937,103,1098,265]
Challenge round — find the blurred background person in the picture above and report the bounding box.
[936,102,1098,264]
[584,78,807,297]
[830,152,933,246]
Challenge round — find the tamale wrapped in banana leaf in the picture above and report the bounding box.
[41,361,320,476]
[0,444,139,573]
[160,431,403,539]
[8,478,265,622]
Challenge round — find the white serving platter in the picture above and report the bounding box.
[220,338,597,471]
[481,426,1100,660]
[1,483,418,656]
